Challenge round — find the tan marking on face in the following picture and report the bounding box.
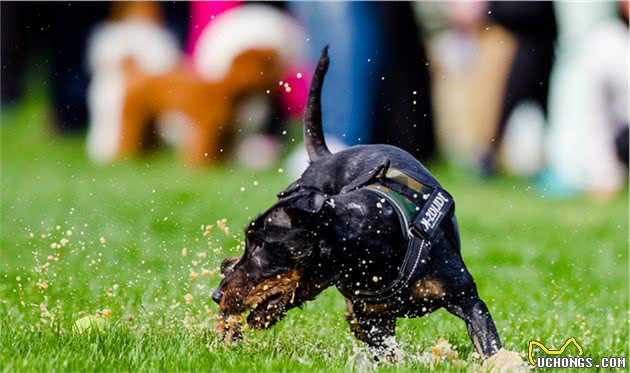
[243,270,302,308]
[216,270,303,337]
[413,278,445,299]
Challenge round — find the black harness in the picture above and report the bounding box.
[277,160,456,303]
[335,160,455,303]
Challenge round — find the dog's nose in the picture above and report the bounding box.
[212,289,223,304]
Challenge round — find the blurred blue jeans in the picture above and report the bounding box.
[290,1,386,146]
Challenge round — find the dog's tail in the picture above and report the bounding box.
[304,46,331,161]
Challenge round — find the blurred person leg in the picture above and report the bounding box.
[467,26,516,161]
[48,2,108,133]
[480,38,555,175]
[162,1,191,51]
[289,1,385,146]
[545,2,626,198]
[371,2,436,162]
[1,2,31,106]
[480,1,557,176]
[425,0,517,164]
[579,11,628,198]
[285,1,387,177]
[614,126,628,167]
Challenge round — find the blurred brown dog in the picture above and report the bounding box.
[118,49,282,164]
[86,2,294,166]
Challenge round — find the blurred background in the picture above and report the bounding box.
[0,2,628,369]
[1,0,627,199]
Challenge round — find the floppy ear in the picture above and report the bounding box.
[289,191,327,214]
[266,190,329,229]
[266,207,293,228]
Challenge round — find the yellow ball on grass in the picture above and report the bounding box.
[73,315,107,334]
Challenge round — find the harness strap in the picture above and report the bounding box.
[336,186,436,302]
[336,162,455,303]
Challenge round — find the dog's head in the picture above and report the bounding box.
[213,189,334,330]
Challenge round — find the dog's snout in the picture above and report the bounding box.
[212,289,223,304]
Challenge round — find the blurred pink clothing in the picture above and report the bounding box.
[186,1,307,118]
[186,1,240,56]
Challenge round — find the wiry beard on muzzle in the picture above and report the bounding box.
[214,269,303,342]
[243,270,302,329]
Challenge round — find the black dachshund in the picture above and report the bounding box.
[213,46,501,360]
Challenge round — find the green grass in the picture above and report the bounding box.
[1,96,627,372]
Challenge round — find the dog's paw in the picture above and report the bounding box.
[411,339,462,368]
[481,349,528,372]
[369,337,403,364]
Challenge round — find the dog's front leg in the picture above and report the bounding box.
[345,299,399,362]
[445,296,501,357]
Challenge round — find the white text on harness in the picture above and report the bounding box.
[420,192,449,232]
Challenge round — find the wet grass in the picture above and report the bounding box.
[1,97,627,372]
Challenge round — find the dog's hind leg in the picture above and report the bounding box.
[444,293,501,358]
[345,299,399,362]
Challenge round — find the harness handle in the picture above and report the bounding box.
[340,160,391,194]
